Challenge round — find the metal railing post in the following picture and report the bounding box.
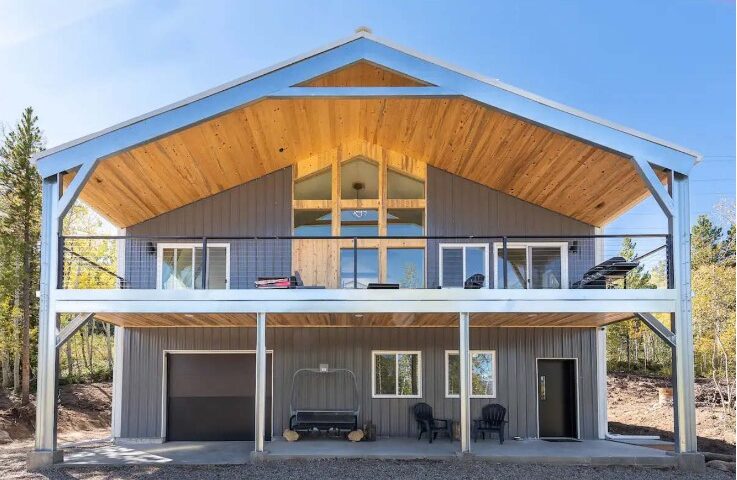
[502,236,508,289]
[201,237,208,290]
[353,237,358,289]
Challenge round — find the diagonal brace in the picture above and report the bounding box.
[631,157,674,219]
[635,312,675,348]
[56,159,97,220]
[56,313,94,349]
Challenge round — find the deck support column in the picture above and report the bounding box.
[596,327,608,439]
[459,312,471,453]
[670,174,697,453]
[29,175,63,470]
[254,312,267,453]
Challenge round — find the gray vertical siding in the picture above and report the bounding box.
[124,167,292,288]
[426,166,596,288]
[119,326,599,440]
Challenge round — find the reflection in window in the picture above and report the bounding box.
[387,209,424,236]
[446,351,496,397]
[340,209,379,236]
[341,158,379,199]
[294,210,332,236]
[160,245,228,289]
[530,247,562,289]
[373,351,420,397]
[340,248,378,288]
[294,168,331,200]
[440,244,488,288]
[387,170,424,199]
[499,247,527,289]
[387,248,424,288]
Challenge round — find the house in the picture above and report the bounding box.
[29,31,701,468]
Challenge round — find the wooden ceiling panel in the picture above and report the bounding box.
[81,97,659,227]
[94,312,634,328]
[297,60,431,87]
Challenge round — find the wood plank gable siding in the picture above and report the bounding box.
[122,165,595,289]
[118,327,599,440]
[426,166,595,288]
[124,168,292,289]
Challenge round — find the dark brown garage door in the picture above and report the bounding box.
[166,353,272,441]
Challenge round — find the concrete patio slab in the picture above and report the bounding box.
[63,437,677,467]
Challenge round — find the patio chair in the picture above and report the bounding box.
[472,403,507,444]
[413,402,453,443]
[464,273,485,289]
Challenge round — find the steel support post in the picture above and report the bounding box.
[459,312,471,453]
[670,174,697,453]
[30,176,62,469]
[255,312,267,452]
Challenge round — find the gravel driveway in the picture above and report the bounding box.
[0,446,730,480]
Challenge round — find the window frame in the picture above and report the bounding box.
[156,242,231,290]
[491,242,568,289]
[444,350,497,399]
[386,247,426,288]
[371,350,423,398]
[438,243,490,288]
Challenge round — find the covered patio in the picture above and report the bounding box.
[62,438,676,467]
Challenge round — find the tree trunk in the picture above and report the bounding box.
[13,316,20,394]
[1,351,10,389]
[20,221,31,405]
[65,339,73,379]
[104,322,113,372]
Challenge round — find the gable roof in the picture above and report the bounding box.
[34,31,700,175]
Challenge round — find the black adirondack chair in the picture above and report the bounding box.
[472,403,507,443]
[413,402,453,443]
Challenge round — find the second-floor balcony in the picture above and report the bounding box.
[59,233,672,293]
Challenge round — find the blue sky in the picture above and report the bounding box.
[0,0,734,235]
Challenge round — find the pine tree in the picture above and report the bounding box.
[0,107,44,404]
[691,214,722,269]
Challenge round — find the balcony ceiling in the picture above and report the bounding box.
[94,312,634,328]
[69,95,665,228]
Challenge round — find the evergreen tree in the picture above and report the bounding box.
[0,107,44,404]
[691,214,722,269]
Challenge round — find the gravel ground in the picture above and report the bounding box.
[0,447,731,480]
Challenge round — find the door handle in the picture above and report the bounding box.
[539,375,546,400]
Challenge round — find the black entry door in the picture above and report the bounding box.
[537,359,577,438]
[166,353,272,441]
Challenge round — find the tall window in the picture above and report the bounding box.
[493,242,568,289]
[372,351,421,397]
[445,350,496,398]
[439,244,489,288]
[157,243,229,289]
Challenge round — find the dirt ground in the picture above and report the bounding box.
[0,383,111,445]
[608,373,736,455]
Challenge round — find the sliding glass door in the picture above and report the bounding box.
[494,243,567,289]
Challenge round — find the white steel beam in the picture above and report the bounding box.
[670,174,697,453]
[254,312,267,453]
[269,86,456,97]
[458,312,471,453]
[631,157,675,218]
[32,176,62,465]
[55,313,94,349]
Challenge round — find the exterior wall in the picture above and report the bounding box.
[119,326,599,440]
[426,166,596,288]
[124,167,292,289]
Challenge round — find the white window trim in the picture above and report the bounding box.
[444,350,497,399]
[371,350,422,398]
[438,243,490,288]
[156,242,231,290]
[491,242,569,289]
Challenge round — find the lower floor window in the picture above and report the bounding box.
[372,351,421,397]
[445,350,496,398]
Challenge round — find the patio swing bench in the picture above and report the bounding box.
[288,367,360,435]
